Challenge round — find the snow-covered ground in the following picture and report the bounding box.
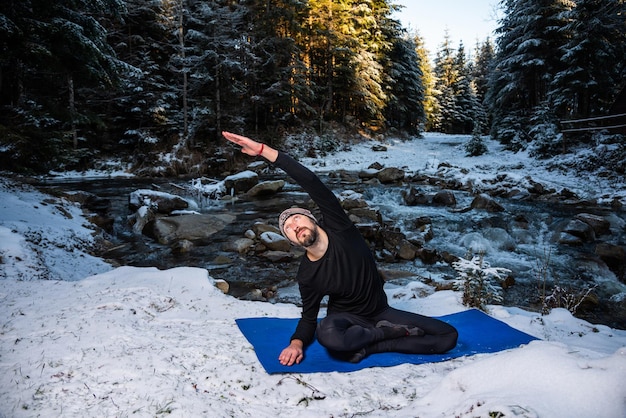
[1,133,625,417]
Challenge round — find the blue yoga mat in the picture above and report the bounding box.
[236,309,539,374]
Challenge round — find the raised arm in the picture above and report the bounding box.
[223,131,350,232]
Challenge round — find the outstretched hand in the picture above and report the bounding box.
[222,131,263,156]
[222,131,278,162]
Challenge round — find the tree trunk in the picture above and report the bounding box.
[216,64,221,135]
[68,74,77,150]
[179,0,189,146]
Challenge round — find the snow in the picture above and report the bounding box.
[298,133,625,206]
[1,133,626,417]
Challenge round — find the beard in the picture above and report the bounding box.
[296,226,318,247]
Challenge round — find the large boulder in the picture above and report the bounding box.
[129,189,189,213]
[595,243,626,282]
[247,180,285,197]
[340,190,368,210]
[563,218,596,242]
[146,213,236,245]
[259,231,291,252]
[401,186,429,206]
[377,167,405,184]
[432,190,457,207]
[471,193,505,212]
[224,170,259,194]
[575,213,611,236]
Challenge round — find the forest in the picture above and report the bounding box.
[0,0,625,175]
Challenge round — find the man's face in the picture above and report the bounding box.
[283,214,319,247]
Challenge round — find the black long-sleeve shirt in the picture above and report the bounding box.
[273,152,389,346]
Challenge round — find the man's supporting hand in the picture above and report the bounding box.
[278,339,304,366]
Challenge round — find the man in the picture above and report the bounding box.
[222,131,458,366]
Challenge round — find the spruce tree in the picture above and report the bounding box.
[472,38,496,134]
[0,0,126,172]
[383,34,425,134]
[550,0,626,119]
[487,0,573,149]
[415,34,440,132]
[433,32,459,133]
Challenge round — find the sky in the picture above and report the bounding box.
[1,133,625,416]
[392,0,502,53]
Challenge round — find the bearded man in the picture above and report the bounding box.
[223,131,458,365]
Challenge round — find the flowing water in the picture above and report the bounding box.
[38,173,626,329]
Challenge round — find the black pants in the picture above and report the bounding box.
[316,307,458,359]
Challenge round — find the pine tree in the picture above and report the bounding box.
[472,38,496,134]
[383,34,425,134]
[183,0,253,141]
[433,36,481,134]
[103,0,179,149]
[487,0,574,149]
[0,0,126,171]
[451,43,482,134]
[453,252,509,312]
[415,33,440,132]
[433,32,459,133]
[247,0,311,131]
[550,0,626,120]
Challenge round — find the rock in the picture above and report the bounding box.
[382,229,406,252]
[224,170,259,194]
[432,190,457,207]
[87,213,114,232]
[398,239,418,260]
[377,167,405,183]
[595,242,626,261]
[371,144,387,152]
[559,188,579,200]
[243,289,265,301]
[471,193,505,212]
[507,189,531,200]
[413,216,432,230]
[225,237,255,253]
[440,251,460,264]
[349,207,382,223]
[172,239,194,253]
[483,228,516,251]
[563,218,596,242]
[402,186,429,206]
[415,247,439,264]
[340,190,368,210]
[611,197,623,209]
[215,279,230,294]
[64,190,111,213]
[260,250,296,262]
[129,189,189,213]
[211,255,234,265]
[129,205,156,234]
[356,222,381,241]
[574,213,611,236]
[557,231,584,246]
[358,168,379,180]
[247,179,285,197]
[332,170,359,183]
[259,231,291,252]
[595,243,626,282]
[146,213,236,245]
[252,222,281,236]
[247,160,268,172]
[526,178,553,195]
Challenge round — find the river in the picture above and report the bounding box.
[38,171,626,330]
